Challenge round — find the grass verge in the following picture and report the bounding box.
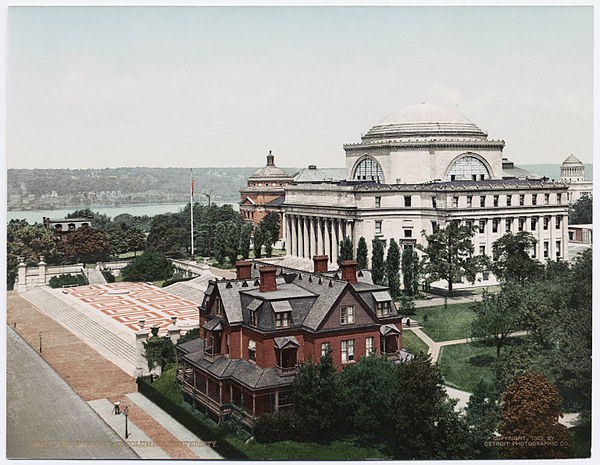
[402,330,429,356]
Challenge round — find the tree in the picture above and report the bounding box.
[338,355,398,447]
[401,246,419,296]
[263,231,273,258]
[121,251,174,282]
[465,379,501,458]
[391,354,449,459]
[226,221,239,265]
[472,288,522,359]
[213,222,228,265]
[238,223,252,260]
[337,237,354,266]
[418,221,484,294]
[498,373,571,459]
[146,214,187,258]
[568,193,592,225]
[385,239,401,298]
[258,213,280,246]
[126,228,146,257]
[105,222,129,256]
[253,225,264,259]
[143,328,176,371]
[62,225,110,264]
[291,352,341,443]
[371,238,385,285]
[491,232,543,284]
[356,236,369,270]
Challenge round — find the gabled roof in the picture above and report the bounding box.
[273,336,300,349]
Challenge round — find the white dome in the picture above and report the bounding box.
[364,103,487,140]
[378,103,472,126]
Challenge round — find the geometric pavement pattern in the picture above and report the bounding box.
[65,282,199,336]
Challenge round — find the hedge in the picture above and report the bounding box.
[49,273,89,288]
[136,379,248,459]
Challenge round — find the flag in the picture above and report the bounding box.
[191,178,194,196]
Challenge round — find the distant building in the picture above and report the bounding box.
[568,224,592,244]
[239,152,293,241]
[43,217,90,242]
[175,258,407,425]
[560,154,592,203]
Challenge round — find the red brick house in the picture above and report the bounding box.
[175,256,408,425]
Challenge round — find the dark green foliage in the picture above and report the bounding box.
[49,273,89,288]
[258,213,280,246]
[176,328,200,346]
[401,246,420,295]
[101,270,116,283]
[63,225,111,264]
[143,330,176,371]
[146,214,187,258]
[338,355,398,447]
[418,222,485,294]
[161,274,193,287]
[213,222,228,265]
[151,365,182,405]
[338,237,354,266]
[226,221,239,265]
[121,251,174,282]
[385,239,401,298]
[465,380,500,458]
[472,287,521,359]
[469,354,495,367]
[253,411,307,444]
[291,352,341,443]
[568,193,592,225]
[492,232,543,284]
[264,231,273,257]
[239,223,252,259]
[253,226,264,259]
[371,238,385,285]
[356,236,369,269]
[398,294,416,315]
[494,337,550,390]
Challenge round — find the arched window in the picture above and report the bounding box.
[353,157,384,183]
[445,155,490,181]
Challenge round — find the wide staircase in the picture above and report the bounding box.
[87,269,108,285]
[21,287,136,375]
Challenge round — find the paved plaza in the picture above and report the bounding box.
[63,281,200,336]
[6,325,138,459]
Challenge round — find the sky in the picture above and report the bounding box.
[6,5,595,169]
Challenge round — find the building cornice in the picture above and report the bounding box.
[343,138,506,151]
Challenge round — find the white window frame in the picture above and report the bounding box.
[340,305,355,325]
[248,339,256,361]
[366,337,374,355]
[275,311,291,328]
[321,342,330,357]
[341,339,355,363]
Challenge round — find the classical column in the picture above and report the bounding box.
[309,217,317,258]
[331,219,339,265]
[290,215,297,257]
[285,215,291,256]
[316,217,323,256]
[324,219,331,263]
[303,216,310,259]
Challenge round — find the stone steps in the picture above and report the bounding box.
[21,288,136,373]
[87,269,108,285]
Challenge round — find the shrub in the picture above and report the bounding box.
[253,411,306,444]
[469,354,495,367]
[49,273,89,288]
[177,328,200,345]
[101,270,116,283]
[121,251,174,282]
[162,274,194,287]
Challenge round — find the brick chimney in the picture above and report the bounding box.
[236,260,252,280]
[259,266,277,292]
[341,260,358,284]
[313,255,329,273]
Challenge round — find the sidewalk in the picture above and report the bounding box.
[6,291,215,460]
[413,291,486,308]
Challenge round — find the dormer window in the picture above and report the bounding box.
[275,312,290,328]
[214,295,223,316]
[249,310,258,327]
[340,306,355,325]
[373,291,392,317]
[376,301,390,317]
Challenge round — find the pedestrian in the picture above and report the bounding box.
[114,401,121,415]
[406,318,410,327]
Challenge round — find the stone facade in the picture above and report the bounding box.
[560,154,592,203]
[283,103,570,289]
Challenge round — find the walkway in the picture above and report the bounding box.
[6,325,138,459]
[87,268,108,285]
[7,291,220,460]
[413,291,487,308]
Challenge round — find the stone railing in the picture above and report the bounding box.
[15,257,86,293]
[169,259,211,278]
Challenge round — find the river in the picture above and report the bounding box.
[6,201,238,224]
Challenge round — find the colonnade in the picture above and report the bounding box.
[285,214,354,264]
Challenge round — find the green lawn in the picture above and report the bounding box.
[437,338,525,392]
[226,436,386,460]
[412,302,478,342]
[402,330,429,356]
[437,341,497,392]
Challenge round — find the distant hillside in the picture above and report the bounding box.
[7,167,300,210]
[518,164,593,182]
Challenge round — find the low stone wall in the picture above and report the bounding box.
[169,259,211,277]
[17,261,86,292]
[97,260,131,277]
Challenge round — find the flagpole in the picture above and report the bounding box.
[190,168,194,259]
